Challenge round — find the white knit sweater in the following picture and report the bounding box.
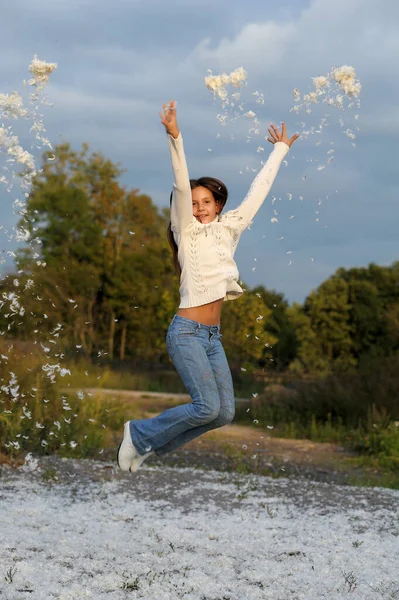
[168,133,289,308]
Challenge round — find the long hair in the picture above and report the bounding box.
[167,177,228,277]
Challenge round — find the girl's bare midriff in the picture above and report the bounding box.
[177,297,224,326]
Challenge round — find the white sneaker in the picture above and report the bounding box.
[117,422,140,471]
[129,450,154,473]
[117,422,154,473]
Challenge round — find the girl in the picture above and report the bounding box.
[117,100,298,472]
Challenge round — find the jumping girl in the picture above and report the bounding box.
[117,100,298,472]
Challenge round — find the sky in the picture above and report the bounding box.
[1,0,398,303]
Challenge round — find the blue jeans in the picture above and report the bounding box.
[129,315,235,456]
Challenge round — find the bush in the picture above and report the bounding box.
[0,344,133,459]
[235,355,399,463]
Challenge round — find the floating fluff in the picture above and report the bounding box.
[204,66,247,98]
[28,55,58,88]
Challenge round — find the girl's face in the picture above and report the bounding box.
[192,186,220,224]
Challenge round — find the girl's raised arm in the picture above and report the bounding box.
[227,122,298,229]
[160,101,193,232]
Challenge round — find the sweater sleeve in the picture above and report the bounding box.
[167,133,194,233]
[222,141,289,230]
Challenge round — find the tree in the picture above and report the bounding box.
[221,291,277,371]
[307,277,355,371]
[337,263,399,360]
[13,142,179,361]
[288,277,356,375]
[347,279,382,361]
[287,303,330,376]
[252,285,298,371]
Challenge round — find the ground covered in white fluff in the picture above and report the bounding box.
[0,458,398,599]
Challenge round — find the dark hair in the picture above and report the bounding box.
[167,177,228,277]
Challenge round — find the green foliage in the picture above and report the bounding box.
[221,291,277,370]
[348,279,382,358]
[302,277,355,372]
[349,405,399,462]
[252,286,298,371]
[0,342,136,458]
[287,302,330,376]
[288,264,399,376]
[5,141,179,361]
[2,138,399,407]
[235,354,399,467]
[62,359,187,393]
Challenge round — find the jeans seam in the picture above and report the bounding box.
[174,337,220,422]
[168,322,198,336]
[131,406,206,451]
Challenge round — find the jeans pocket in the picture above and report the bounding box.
[167,328,196,344]
[174,326,199,336]
[178,330,197,336]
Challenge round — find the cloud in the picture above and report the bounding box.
[192,20,296,74]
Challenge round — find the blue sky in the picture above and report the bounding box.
[1,0,398,303]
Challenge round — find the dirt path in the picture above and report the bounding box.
[135,423,362,486]
[187,422,351,468]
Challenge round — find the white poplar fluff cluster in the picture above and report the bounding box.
[204,66,247,101]
[0,55,57,192]
[28,55,57,88]
[292,65,361,114]
[291,64,361,157]
[331,65,361,96]
[205,66,263,141]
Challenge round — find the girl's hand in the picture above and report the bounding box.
[267,122,299,147]
[160,100,179,139]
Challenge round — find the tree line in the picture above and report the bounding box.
[1,142,398,375]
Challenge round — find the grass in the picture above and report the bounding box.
[0,362,185,461]
[46,357,266,398]
[0,373,139,460]
[234,398,399,486]
[1,348,399,487]
[64,361,187,394]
